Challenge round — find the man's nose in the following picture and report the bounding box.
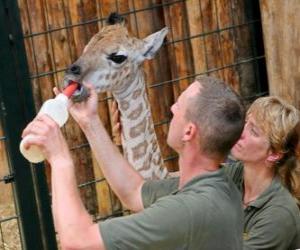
[170,104,175,114]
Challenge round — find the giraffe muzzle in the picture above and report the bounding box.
[62,78,90,102]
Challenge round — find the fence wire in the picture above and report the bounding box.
[0,128,22,249]
[2,1,268,247]
[21,0,267,213]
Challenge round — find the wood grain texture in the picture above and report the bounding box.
[260,0,300,108]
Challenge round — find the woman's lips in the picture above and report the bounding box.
[233,143,243,151]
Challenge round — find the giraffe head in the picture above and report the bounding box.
[64,13,168,102]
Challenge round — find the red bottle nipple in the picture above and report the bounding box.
[62,81,79,98]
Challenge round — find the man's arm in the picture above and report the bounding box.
[22,114,105,249]
[51,156,104,249]
[68,84,145,212]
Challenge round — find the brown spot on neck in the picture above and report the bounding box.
[129,117,147,138]
[128,103,143,120]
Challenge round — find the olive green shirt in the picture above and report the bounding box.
[99,168,243,250]
[225,161,300,250]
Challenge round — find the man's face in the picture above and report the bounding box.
[231,114,271,164]
[167,81,200,151]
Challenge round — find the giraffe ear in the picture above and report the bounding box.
[141,27,169,60]
[107,12,125,25]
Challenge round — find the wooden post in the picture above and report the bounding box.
[186,0,207,76]
[260,0,300,109]
[163,0,194,99]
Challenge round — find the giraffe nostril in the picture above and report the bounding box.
[67,64,81,75]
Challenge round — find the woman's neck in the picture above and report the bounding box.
[243,162,275,207]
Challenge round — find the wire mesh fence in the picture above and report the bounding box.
[0,122,22,250]
[19,0,267,226]
[0,0,268,248]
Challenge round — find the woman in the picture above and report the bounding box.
[227,96,300,249]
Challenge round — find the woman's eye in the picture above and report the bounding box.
[108,53,127,64]
[250,128,259,137]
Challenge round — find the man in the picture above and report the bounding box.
[22,76,245,250]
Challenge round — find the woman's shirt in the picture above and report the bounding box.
[224,161,300,250]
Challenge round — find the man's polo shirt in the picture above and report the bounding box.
[99,168,243,250]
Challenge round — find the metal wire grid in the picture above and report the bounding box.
[19,0,267,221]
[0,133,22,249]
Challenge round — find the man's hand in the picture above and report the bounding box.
[66,83,99,130]
[21,114,71,165]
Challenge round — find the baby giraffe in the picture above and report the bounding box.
[64,13,168,179]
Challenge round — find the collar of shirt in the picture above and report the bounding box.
[171,167,226,195]
[243,174,282,209]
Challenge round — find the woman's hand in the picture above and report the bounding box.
[111,100,122,145]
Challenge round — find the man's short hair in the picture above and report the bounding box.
[186,76,245,160]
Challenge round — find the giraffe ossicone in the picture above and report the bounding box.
[64,13,169,179]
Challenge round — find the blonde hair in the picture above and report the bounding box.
[248,96,300,207]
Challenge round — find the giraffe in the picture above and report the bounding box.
[63,13,168,179]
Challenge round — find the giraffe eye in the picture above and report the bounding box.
[108,53,127,64]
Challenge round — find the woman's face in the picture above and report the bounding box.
[231,114,271,164]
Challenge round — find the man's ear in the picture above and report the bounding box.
[182,122,197,142]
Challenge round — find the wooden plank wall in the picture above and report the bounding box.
[260,0,300,109]
[11,0,261,219]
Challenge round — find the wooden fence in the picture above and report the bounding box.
[4,0,265,220]
[260,0,300,109]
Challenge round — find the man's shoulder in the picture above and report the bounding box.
[173,170,242,215]
[222,161,244,189]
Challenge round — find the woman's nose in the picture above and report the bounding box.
[240,127,247,140]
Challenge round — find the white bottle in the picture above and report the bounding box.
[19,93,69,163]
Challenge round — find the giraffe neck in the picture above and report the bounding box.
[113,71,167,180]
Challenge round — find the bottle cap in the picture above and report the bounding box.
[63,81,79,98]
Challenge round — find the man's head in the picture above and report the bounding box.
[167,76,245,160]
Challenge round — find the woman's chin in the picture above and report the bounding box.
[231,148,241,160]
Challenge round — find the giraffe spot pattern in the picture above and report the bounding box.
[132,141,148,161]
[140,151,152,171]
[129,117,147,138]
[112,72,119,80]
[120,100,129,111]
[128,103,143,120]
[132,89,142,99]
[98,74,104,81]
